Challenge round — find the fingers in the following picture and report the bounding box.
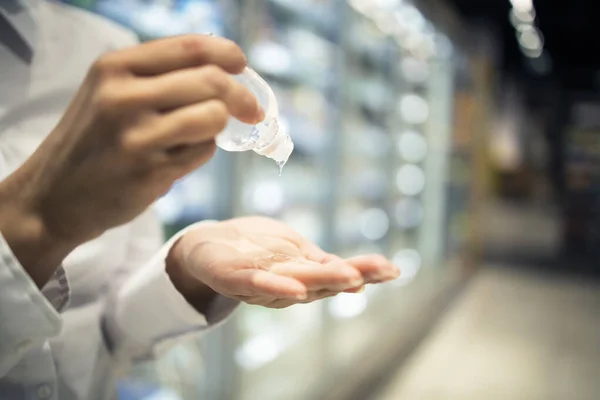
[112,35,247,76]
[144,66,264,124]
[227,269,308,300]
[343,286,365,294]
[270,259,363,291]
[123,67,265,152]
[345,254,400,283]
[299,240,334,264]
[125,100,229,151]
[163,141,218,178]
[260,290,340,309]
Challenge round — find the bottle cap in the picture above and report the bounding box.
[255,119,294,164]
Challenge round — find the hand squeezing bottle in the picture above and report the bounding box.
[216,67,294,174]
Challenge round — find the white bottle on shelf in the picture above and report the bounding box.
[216,67,294,172]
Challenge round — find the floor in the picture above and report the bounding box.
[374,266,600,400]
[481,200,561,263]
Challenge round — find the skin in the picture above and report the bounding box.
[167,217,400,310]
[0,35,399,314]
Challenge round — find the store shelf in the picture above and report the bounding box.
[266,0,338,41]
[94,0,228,40]
[61,1,473,399]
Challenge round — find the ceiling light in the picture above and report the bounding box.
[397,130,428,162]
[435,33,453,59]
[397,4,426,33]
[396,164,426,196]
[509,7,535,25]
[510,0,533,13]
[399,94,430,124]
[359,208,390,241]
[527,51,552,74]
[401,57,430,83]
[517,25,543,51]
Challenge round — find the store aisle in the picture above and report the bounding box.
[372,266,600,400]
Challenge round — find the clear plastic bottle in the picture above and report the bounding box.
[216,67,294,173]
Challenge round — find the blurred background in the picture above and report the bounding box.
[59,0,599,399]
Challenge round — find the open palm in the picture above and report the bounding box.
[178,216,400,309]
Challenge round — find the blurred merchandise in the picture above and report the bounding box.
[563,126,600,262]
[59,0,481,399]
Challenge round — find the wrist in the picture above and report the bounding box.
[0,184,78,288]
[166,234,218,314]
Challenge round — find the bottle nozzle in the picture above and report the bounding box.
[254,119,294,166]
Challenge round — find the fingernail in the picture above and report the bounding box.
[296,293,308,300]
[356,286,365,293]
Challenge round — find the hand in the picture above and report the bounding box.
[167,217,400,310]
[0,35,263,286]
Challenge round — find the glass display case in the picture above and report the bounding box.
[319,2,459,394]
[335,11,394,259]
[227,1,341,399]
[234,0,339,246]
[445,65,477,264]
[58,1,469,399]
[321,4,397,374]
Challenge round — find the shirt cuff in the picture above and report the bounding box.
[41,265,71,312]
[109,220,239,357]
[0,232,62,357]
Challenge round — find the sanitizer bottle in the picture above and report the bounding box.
[216,67,294,173]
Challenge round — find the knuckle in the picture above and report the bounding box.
[90,53,119,80]
[126,84,157,108]
[202,100,229,134]
[95,83,150,114]
[209,101,229,132]
[209,99,229,119]
[175,110,201,134]
[179,35,209,59]
[249,273,266,290]
[94,84,123,114]
[202,65,229,95]
[119,131,141,153]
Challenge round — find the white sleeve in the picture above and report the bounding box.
[0,232,62,376]
[101,209,239,363]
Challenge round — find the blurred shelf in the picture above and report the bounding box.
[266,0,339,41]
[63,1,473,399]
[93,0,226,41]
[248,36,337,93]
[252,68,333,94]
